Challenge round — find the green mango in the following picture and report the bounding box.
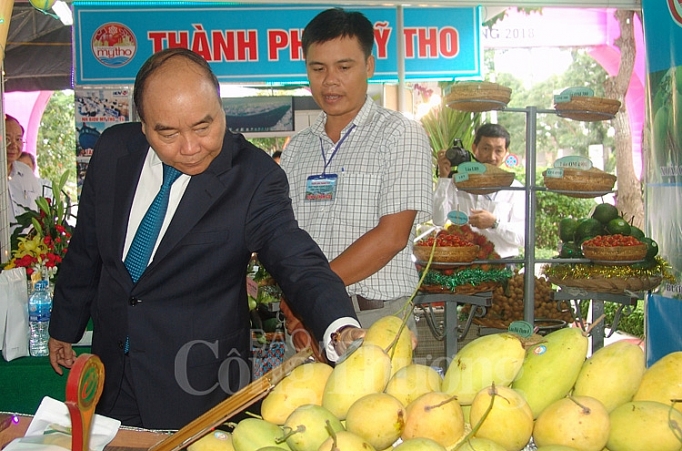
[512,327,588,419]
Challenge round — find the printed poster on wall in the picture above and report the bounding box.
[641,0,682,365]
[75,88,131,196]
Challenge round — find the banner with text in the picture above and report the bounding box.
[641,0,682,365]
[72,3,481,86]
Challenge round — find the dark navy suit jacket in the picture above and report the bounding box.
[50,121,355,429]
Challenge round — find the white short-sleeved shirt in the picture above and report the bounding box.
[433,177,526,258]
[8,161,43,228]
[281,96,433,300]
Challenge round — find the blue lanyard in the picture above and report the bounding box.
[319,124,356,175]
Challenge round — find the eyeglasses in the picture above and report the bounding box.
[5,137,25,147]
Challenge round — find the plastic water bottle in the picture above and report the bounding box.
[28,279,52,357]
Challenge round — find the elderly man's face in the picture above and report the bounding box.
[140,58,226,176]
[5,119,24,165]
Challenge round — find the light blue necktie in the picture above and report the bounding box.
[124,163,182,283]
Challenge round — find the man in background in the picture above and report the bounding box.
[280,8,433,332]
[433,123,525,258]
[5,115,42,231]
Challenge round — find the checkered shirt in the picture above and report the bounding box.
[281,96,433,300]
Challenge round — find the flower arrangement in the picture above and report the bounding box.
[4,171,74,283]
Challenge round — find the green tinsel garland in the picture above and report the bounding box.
[419,267,513,291]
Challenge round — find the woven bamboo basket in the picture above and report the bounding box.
[455,171,515,195]
[542,167,617,197]
[582,243,648,262]
[445,81,512,112]
[413,245,479,263]
[554,96,621,121]
[548,275,662,294]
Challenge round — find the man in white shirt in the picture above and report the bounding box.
[5,115,42,232]
[433,123,525,258]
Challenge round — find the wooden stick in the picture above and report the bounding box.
[148,347,313,451]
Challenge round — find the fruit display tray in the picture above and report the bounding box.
[413,245,480,264]
[582,244,648,262]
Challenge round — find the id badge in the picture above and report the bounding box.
[305,174,338,201]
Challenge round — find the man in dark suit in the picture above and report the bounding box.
[48,48,361,430]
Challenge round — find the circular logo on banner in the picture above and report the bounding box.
[505,154,520,168]
[668,0,682,26]
[91,23,137,67]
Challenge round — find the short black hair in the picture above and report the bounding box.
[302,8,374,58]
[272,150,282,159]
[474,123,510,150]
[133,48,220,122]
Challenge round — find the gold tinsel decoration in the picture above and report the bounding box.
[543,256,674,282]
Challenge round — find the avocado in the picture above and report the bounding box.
[574,218,604,242]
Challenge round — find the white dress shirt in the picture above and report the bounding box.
[433,177,526,258]
[123,149,190,263]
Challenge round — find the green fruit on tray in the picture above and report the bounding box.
[632,259,658,270]
[574,218,604,242]
[606,217,631,236]
[641,237,659,259]
[629,226,646,240]
[559,242,583,258]
[559,218,578,242]
[592,203,620,225]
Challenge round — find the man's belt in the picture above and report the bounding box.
[354,295,385,311]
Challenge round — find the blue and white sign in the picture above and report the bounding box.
[73,2,481,86]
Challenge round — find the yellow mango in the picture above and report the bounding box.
[283,404,344,451]
[363,314,413,377]
[402,391,465,449]
[453,437,507,451]
[442,332,525,405]
[533,396,610,451]
[261,362,333,425]
[385,363,442,407]
[316,431,376,451]
[633,350,682,413]
[607,400,682,451]
[345,393,405,450]
[534,447,581,451]
[572,340,645,412]
[512,327,588,418]
[188,430,234,451]
[393,437,446,450]
[231,418,290,451]
[322,344,392,420]
[469,385,533,451]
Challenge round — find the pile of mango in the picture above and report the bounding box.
[558,203,658,266]
[188,316,682,451]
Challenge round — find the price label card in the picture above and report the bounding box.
[509,320,534,338]
[455,173,470,182]
[560,86,595,98]
[553,156,593,170]
[458,161,486,174]
[553,94,572,104]
[544,168,564,178]
[447,210,469,225]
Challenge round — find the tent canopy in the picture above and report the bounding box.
[5,3,72,92]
